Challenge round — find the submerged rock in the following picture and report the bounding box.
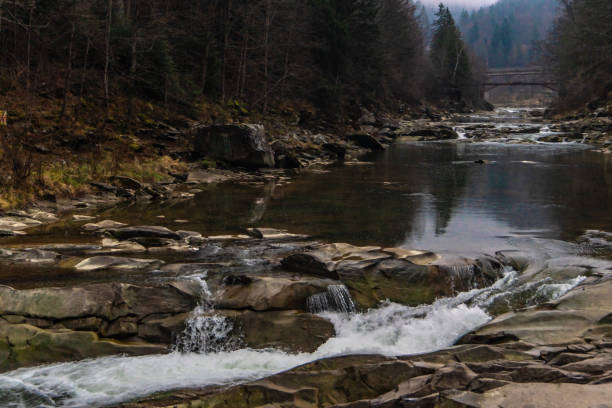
[193,124,275,168]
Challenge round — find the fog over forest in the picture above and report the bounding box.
[418,0,498,8]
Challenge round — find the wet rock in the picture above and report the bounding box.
[462,279,612,346]
[220,309,335,352]
[98,238,147,253]
[281,244,498,308]
[186,169,230,184]
[323,142,347,160]
[176,230,205,245]
[137,313,190,343]
[382,248,440,265]
[0,216,40,231]
[109,176,143,190]
[0,321,165,372]
[215,276,336,311]
[348,133,385,151]
[281,243,388,280]
[108,225,181,240]
[246,227,307,240]
[0,282,197,321]
[560,355,612,375]
[193,124,275,168]
[0,248,61,264]
[82,219,128,232]
[449,383,612,408]
[339,256,499,309]
[222,275,254,286]
[74,256,163,271]
[548,352,594,366]
[73,214,96,221]
[430,362,477,390]
[408,126,459,140]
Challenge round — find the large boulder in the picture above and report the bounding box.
[281,244,499,308]
[193,124,275,168]
[337,255,499,309]
[348,133,385,151]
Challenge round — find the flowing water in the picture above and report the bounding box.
[0,108,611,407]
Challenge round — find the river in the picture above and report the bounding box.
[0,107,610,407]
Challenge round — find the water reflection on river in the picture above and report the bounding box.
[93,139,611,257]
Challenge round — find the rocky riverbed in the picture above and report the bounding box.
[0,107,611,407]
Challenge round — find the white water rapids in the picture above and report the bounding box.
[0,270,585,408]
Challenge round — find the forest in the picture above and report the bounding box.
[454,0,559,68]
[0,0,609,202]
[545,0,612,110]
[0,0,482,124]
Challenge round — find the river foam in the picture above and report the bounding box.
[0,269,585,408]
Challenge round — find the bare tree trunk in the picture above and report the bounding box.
[263,0,271,113]
[221,0,232,103]
[25,0,35,128]
[59,21,76,122]
[128,30,137,119]
[104,0,113,120]
[75,37,90,120]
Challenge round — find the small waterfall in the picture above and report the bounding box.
[307,285,356,314]
[174,274,242,353]
[174,306,241,353]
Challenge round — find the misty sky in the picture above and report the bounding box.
[418,0,498,8]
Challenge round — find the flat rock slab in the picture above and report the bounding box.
[74,256,163,271]
[246,227,308,240]
[0,282,197,321]
[446,383,612,408]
